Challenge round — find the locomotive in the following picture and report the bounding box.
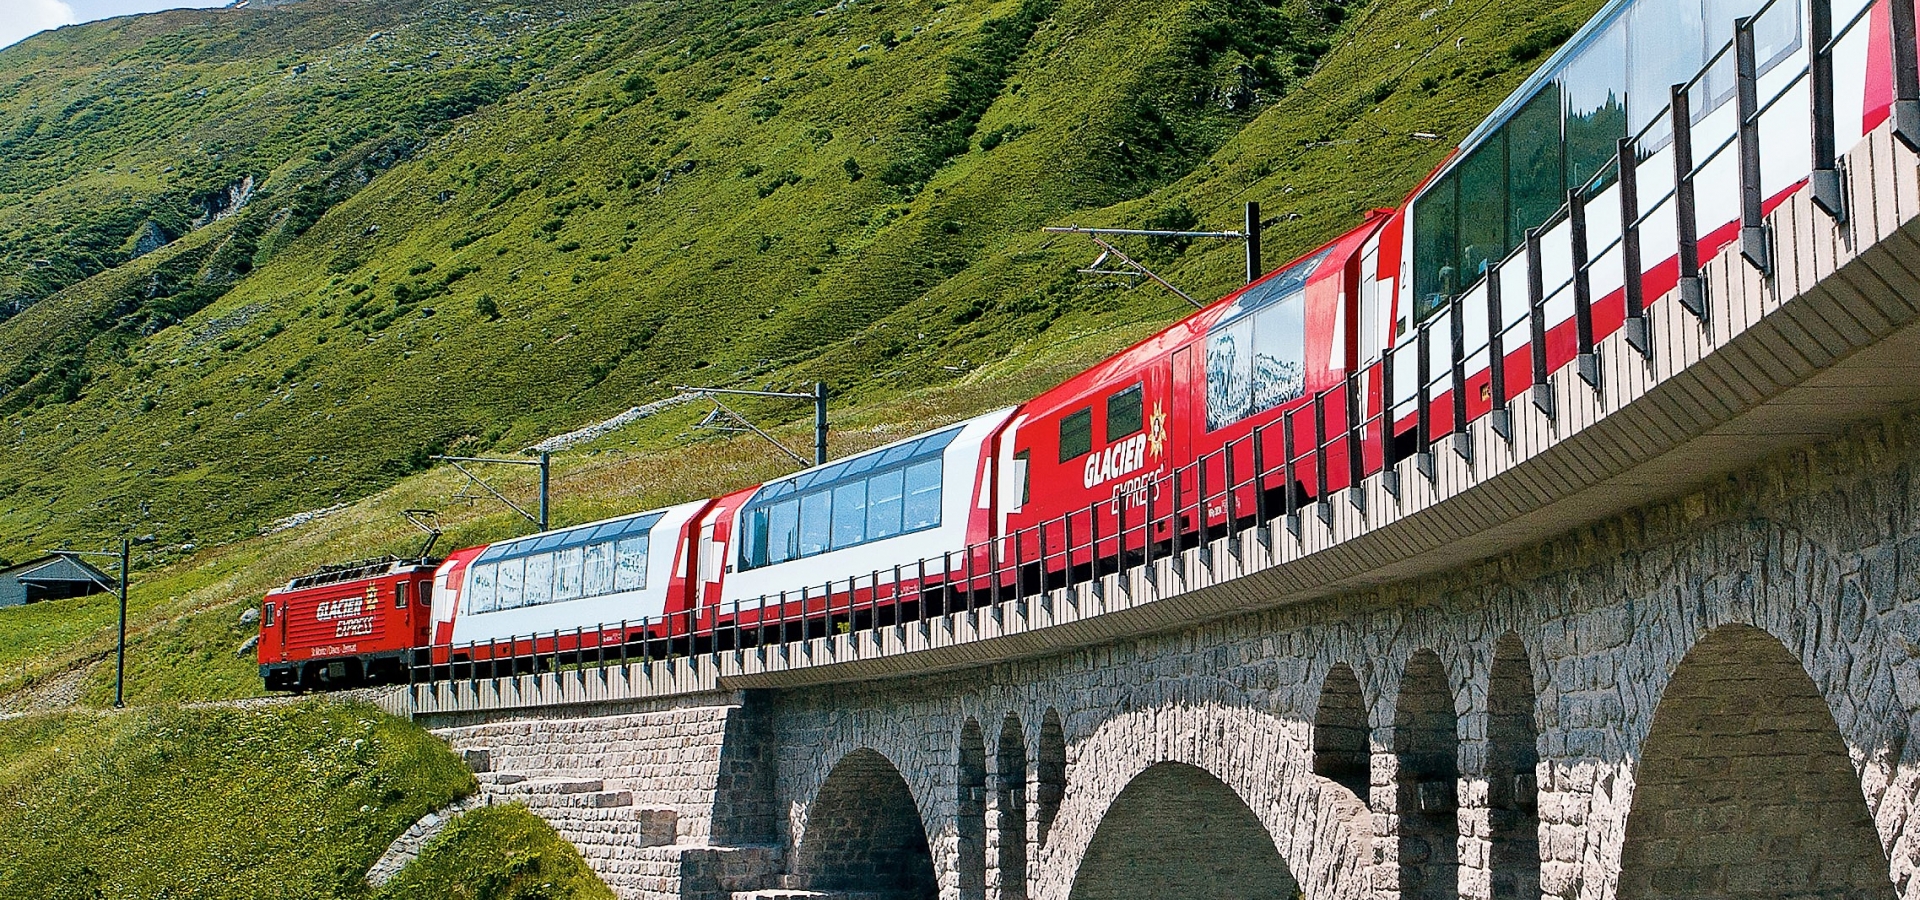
[261,0,1907,690]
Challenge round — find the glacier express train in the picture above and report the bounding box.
[260,0,1910,689]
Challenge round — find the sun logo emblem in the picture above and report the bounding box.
[1147,402,1168,460]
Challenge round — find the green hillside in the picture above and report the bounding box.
[0,700,581,898]
[0,0,1606,710]
[0,0,1598,555]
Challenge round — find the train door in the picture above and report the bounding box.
[693,503,733,626]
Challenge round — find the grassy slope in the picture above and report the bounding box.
[0,700,498,898]
[0,0,1603,706]
[373,804,618,900]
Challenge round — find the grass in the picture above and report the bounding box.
[0,0,1606,707]
[372,804,617,900]
[0,699,478,899]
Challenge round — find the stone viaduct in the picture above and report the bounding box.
[396,107,1920,900]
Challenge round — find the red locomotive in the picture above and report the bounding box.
[262,0,1908,689]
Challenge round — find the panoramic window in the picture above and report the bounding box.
[463,513,660,614]
[1410,0,1803,311]
[736,426,962,571]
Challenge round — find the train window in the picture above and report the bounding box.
[262,603,274,627]
[1106,385,1144,439]
[767,500,800,565]
[469,565,493,612]
[419,581,430,608]
[584,543,615,596]
[1251,298,1305,412]
[799,489,832,557]
[1506,84,1564,250]
[1059,408,1093,462]
[494,559,522,612]
[614,534,649,591]
[1014,450,1031,505]
[1206,320,1254,430]
[1628,1,1703,143]
[904,459,943,531]
[831,480,868,550]
[1456,139,1507,281]
[523,554,553,606]
[867,467,905,541]
[395,582,409,609]
[1564,17,1626,197]
[553,546,585,601]
[1412,177,1459,318]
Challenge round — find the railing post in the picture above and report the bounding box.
[1061,512,1074,590]
[1313,392,1332,523]
[1345,372,1366,512]
[1735,16,1772,274]
[1525,226,1556,420]
[1485,260,1512,442]
[1892,0,1920,151]
[1195,455,1213,568]
[1380,346,1402,498]
[1568,186,1602,387]
[1415,324,1436,481]
[1282,409,1301,536]
[1448,286,1472,464]
[1224,440,1241,561]
[1087,500,1105,598]
[1617,137,1653,357]
[1252,423,1275,543]
[1143,481,1159,588]
[1809,0,1846,219]
[1671,83,1708,319]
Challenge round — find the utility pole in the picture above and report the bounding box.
[1245,200,1263,284]
[814,382,829,467]
[116,537,127,709]
[539,450,551,532]
[47,538,143,708]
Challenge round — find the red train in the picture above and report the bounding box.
[261,0,1909,690]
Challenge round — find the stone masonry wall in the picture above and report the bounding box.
[433,693,751,844]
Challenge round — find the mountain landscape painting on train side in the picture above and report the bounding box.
[2,0,1875,894]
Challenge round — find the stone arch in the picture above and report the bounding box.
[795,749,939,899]
[1395,649,1459,900]
[1035,707,1066,847]
[1618,624,1895,900]
[959,718,988,900]
[996,713,1029,900]
[1038,702,1368,900]
[1067,761,1299,900]
[1486,634,1539,900]
[1313,662,1370,799]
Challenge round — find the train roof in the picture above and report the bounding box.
[273,556,439,593]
